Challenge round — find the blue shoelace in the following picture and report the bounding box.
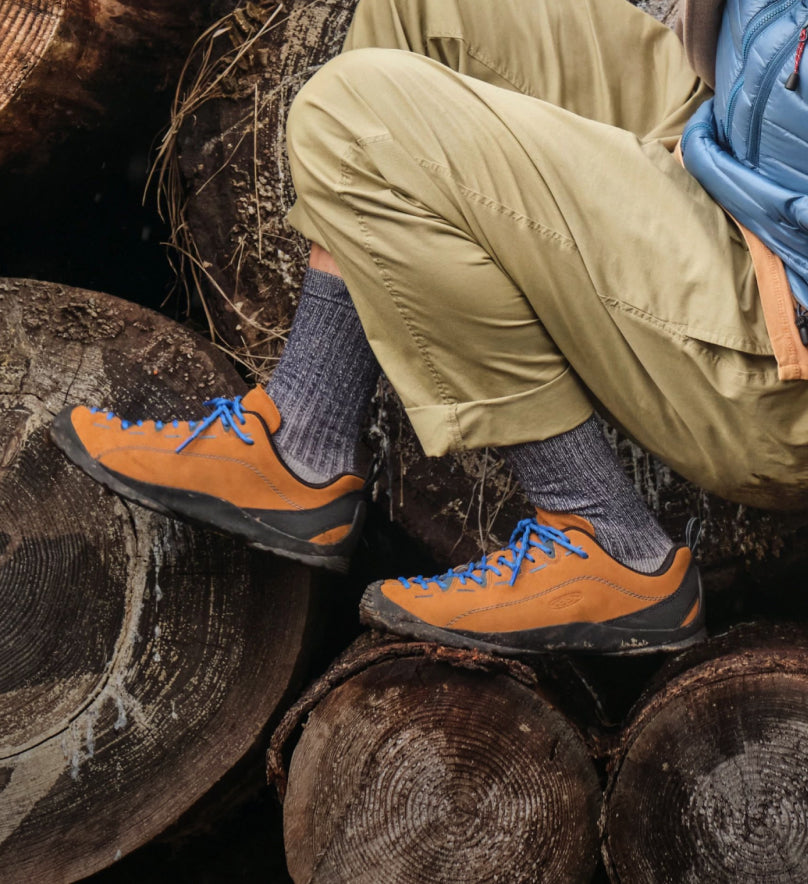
[397,517,588,591]
[90,396,255,451]
[175,396,254,453]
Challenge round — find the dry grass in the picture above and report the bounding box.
[148,1,290,377]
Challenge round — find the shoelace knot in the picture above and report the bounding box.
[176,396,254,452]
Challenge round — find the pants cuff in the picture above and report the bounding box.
[407,367,594,456]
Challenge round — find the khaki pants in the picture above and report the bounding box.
[286,0,808,508]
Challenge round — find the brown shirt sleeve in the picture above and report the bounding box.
[675,0,725,89]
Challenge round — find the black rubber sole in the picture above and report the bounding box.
[50,410,365,573]
[359,567,707,657]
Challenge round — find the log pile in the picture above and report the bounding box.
[0,279,317,882]
[4,0,808,881]
[271,628,808,884]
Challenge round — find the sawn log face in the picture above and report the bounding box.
[0,278,315,883]
[0,0,222,168]
[603,631,808,883]
[283,656,601,884]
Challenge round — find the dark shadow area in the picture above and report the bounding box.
[86,790,292,884]
[0,122,173,314]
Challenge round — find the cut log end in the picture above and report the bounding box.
[0,278,317,882]
[283,657,601,884]
[0,0,216,168]
[604,643,808,883]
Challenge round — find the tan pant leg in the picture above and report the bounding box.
[285,44,808,507]
[343,0,710,145]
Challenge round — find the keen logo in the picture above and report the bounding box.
[548,591,583,609]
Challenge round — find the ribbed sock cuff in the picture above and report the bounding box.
[501,417,674,572]
[267,269,380,483]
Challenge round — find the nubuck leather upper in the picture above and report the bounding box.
[682,0,808,340]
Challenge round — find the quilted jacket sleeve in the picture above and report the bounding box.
[675,0,724,89]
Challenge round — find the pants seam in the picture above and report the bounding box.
[447,405,464,449]
[414,157,577,252]
[424,29,538,97]
[601,296,776,361]
[465,45,537,97]
[339,140,459,408]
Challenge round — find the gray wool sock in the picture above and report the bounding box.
[500,416,674,573]
[267,268,380,483]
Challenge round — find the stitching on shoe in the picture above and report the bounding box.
[445,575,673,627]
[99,447,304,509]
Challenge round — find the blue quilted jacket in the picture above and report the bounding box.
[682,0,808,325]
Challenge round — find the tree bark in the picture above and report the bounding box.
[163,0,808,571]
[0,277,317,883]
[0,0,227,169]
[602,626,808,883]
[272,636,602,884]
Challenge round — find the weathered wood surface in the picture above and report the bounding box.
[0,0,231,169]
[602,627,808,883]
[163,0,808,571]
[163,0,356,363]
[0,278,316,883]
[276,641,602,884]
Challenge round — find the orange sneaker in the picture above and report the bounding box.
[51,387,365,571]
[360,510,705,655]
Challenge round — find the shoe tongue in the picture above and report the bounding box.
[240,387,281,433]
[534,507,595,536]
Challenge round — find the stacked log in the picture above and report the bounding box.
[0,278,317,882]
[269,636,603,884]
[602,627,808,883]
[272,627,808,883]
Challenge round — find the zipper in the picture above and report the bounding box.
[724,0,801,151]
[785,26,808,88]
[747,18,808,166]
[741,0,800,56]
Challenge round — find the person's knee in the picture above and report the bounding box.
[287,49,394,199]
[287,47,416,157]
